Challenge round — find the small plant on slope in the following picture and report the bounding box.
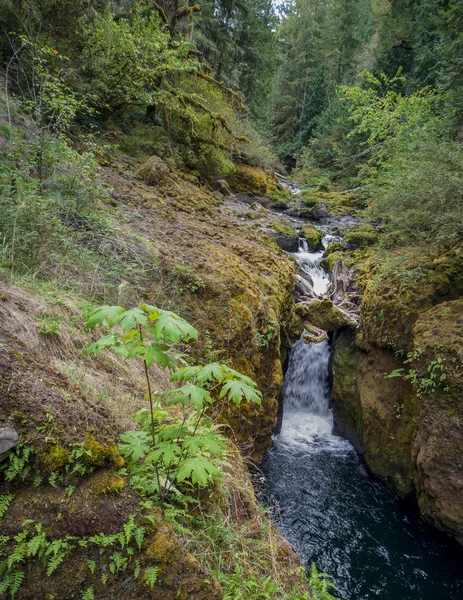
[85,304,262,508]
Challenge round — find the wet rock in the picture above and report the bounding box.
[284,208,314,219]
[134,155,170,185]
[235,194,277,208]
[301,224,324,251]
[214,179,233,197]
[294,274,317,303]
[0,427,19,460]
[310,204,331,220]
[259,220,300,252]
[264,229,299,252]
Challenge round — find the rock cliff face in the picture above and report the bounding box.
[412,299,463,542]
[331,245,463,542]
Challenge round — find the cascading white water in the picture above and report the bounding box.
[280,338,336,446]
[294,238,330,296]
[279,237,347,449]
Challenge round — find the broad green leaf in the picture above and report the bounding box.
[197,433,226,456]
[149,310,198,343]
[118,308,148,332]
[86,305,125,328]
[157,427,187,442]
[112,341,130,358]
[219,380,262,406]
[136,343,175,368]
[166,384,212,412]
[140,304,161,321]
[182,434,225,457]
[223,366,257,387]
[176,455,221,487]
[196,363,226,384]
[165,393,189,407]
[84,334,118,355]
[146,442,181,466]
[119,431,151,461]
[170,366,202,383]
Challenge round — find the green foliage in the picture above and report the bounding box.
[0,514,148,597]
[85,303,261,506]
[1,444,33,482]
[182,502,335,600]
[144,566,159,589]
[0,494,14,520]
[79,7,195,116]
[81,588,95,600]
[37,314,61,336]
[174,264,205,294]
[195,0,278,129]
[272,0,372,161]
[308,563,338,600]
[386,349,450,396]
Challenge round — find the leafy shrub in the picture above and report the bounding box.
[85,304,262,507]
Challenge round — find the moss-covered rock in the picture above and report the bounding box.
[355,243,463,350]
[227,164,279,197]
[301,224,324,251]
[322,251,349,273]
[411,299,463,541]
[342,223,379,249]
[295,299,356,332]
[332,332,417,497]
[264,222,300,252]
[323,242,343,257]
[134,155,170,185]
[332,330,363,450]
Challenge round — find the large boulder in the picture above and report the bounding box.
[227,164,278,196]
[262,222,300,252]
[342,223,379,249]
[310,204,331,220]
[296,299,356,331]
[134,156,170,186]
[0,426,19,460]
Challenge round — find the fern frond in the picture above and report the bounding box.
[144,566,158,589]
[0,493,14,520]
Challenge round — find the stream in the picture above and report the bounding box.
[260,232,463,599]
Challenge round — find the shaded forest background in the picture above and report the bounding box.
[1,0,461,261]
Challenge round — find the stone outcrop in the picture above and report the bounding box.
[296,299,357,332]
[331,243,463,542]
[411,299,463,541]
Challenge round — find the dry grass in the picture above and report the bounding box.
[0,276,172,430]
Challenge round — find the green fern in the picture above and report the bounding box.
[123,514,136,546]
[87,559,97,574]
[0,493,14,520]
[144,566,158,589]
[81,587,95,600]
[134,526,145,550]
[46,552,66,576]
[1,570,25,596]
[133,560,141,579]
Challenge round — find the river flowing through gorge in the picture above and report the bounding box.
[260,232,463,600]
